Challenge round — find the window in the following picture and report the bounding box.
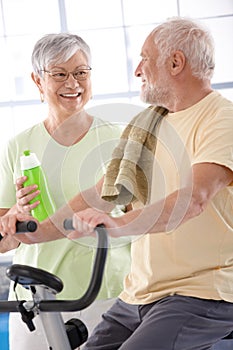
[0,0,232,150]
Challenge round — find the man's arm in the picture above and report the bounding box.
[40,176,115,240]
[68,162,233,238]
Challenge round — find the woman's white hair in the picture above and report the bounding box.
[152,17,215,80]
[31,33,91,75]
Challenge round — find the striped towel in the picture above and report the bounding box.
[101,105,168,205]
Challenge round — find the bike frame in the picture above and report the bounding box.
[0,222,108,350]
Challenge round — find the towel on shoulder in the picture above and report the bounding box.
[101,105,168,205]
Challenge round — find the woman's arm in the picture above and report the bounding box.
[0,177,115,244]
[0,206,21,252]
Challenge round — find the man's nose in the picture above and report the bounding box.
[135,62,142,77]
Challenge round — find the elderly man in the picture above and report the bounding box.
[1,17,233,350]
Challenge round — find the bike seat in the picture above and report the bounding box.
[6,264,63,294]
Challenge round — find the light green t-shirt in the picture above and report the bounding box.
[120,91,233,304]
[0,118,131,300]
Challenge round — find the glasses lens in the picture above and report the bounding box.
[73,69,89,80]
[45,66,91,82]
[50,70,68,82]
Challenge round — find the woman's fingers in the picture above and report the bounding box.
[0,214,17,235]
[17,189,40,206]
[15,175,27,190]
[15,176,40,213]
[16,184,38,199]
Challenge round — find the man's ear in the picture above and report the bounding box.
[170,51,186,76]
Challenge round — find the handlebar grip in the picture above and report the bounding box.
[63,218,74,230]
[16,220,37,233]
[0,220,37,241]
[63,219,105,232]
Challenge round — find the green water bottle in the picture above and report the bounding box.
[20,150,56,222]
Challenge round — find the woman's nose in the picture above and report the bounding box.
[65,74,80,87]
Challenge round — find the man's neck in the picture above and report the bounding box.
[167,79,213,113]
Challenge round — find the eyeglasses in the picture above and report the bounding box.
[41,66,92,82]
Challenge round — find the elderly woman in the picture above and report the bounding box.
[0,33,131,349]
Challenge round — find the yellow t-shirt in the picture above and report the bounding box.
[120,91,233,304]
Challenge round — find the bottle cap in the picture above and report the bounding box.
[20,150,41,170]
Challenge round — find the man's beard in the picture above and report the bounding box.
[140,83,170,108]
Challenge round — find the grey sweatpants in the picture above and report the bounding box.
[83,295,233,350]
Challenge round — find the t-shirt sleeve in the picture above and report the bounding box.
[192,108,233,173]
[94,119,123,174]
[0,140,18,208]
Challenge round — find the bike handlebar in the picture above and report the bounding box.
[0,220,108,313]
[16,220,38,232]
[0,220,37,241]
[63,218,74,230]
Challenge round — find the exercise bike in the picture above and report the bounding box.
[0,220,108,350]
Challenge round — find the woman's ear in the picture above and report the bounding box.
[170,51,186,76]
[31,72,42,89]
[31,72,44,103]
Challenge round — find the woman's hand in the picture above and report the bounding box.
[0,234,20,253]
[0,212,34,236]
[0,212,40,244]
[16,176,40,214]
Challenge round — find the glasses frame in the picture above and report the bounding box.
[40,66,92,82]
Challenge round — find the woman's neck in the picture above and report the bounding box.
[44,111,93,146]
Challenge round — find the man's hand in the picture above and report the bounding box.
[67,208,126,239]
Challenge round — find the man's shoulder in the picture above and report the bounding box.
[209,91,233,110]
